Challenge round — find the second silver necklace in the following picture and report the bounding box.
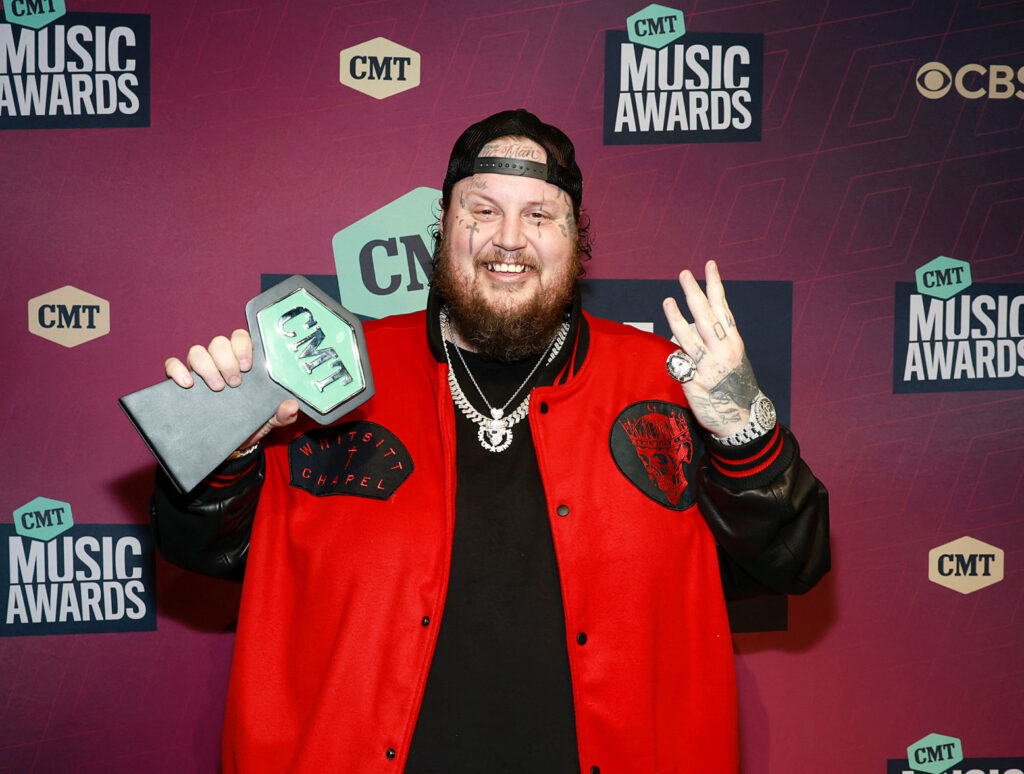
[441,307,569,452]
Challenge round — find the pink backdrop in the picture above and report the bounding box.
[2,1,1022,772]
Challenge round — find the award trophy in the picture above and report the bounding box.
[120,276,374,492]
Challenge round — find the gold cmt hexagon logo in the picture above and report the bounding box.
[339,37,420,100]
[28,286,110,348]
[928,536,1004,594]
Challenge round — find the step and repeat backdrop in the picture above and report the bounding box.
[2,0,1022,772]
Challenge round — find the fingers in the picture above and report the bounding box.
[238,400,299,450]
[168,329,253,392]
[671,260,741,346]
[186,341,227,390]
[663,260,747,377]
[662,296,701,355]
[703,260,736,332]
[231,329,253,372]
[164,357,194,388]
[273,399,300,428]
[679,266,730,347]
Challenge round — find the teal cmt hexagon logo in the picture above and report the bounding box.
[332,187,440,319]
[906,733,963,774]
[2,0,67,29]
[13,497,73,541]
[915,256,972,299]
[256,289,367,413]
[627,4,685,49]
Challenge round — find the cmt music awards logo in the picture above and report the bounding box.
[886,732,1024,774]
[916,60,1024,100]
[603,3,763,144]
[893,256,1024,393]
[0,0,150,129]
[2,497,156,636]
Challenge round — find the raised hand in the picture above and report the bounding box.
[661,260,760,438]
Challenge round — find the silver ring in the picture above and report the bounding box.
[666,350,697,383]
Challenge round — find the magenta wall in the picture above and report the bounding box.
[2,1,1022,772]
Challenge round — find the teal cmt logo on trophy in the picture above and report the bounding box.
[119,276,375,494]
[2,0,66,29]
[256,289,366,411]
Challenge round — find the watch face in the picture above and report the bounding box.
[753,395,776,429]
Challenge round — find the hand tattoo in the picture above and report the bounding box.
[708,355,759,412]
[687,396,721,428]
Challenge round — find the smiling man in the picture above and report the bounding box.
[151,109,830,774]
[432,131,580,363]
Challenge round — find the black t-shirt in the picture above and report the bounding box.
[404,326,581,773]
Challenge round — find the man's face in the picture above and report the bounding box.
[434,136,579,360]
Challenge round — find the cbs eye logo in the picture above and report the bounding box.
[917,61,1024,100]
[916,63,953,99]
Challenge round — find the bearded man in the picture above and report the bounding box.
[153,109,829,774]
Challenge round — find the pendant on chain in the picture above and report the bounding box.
[440,306,567,453]
[479,418,514,452]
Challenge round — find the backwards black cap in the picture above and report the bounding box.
[442,109,583,214]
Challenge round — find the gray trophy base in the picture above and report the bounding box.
[119,352,289,493]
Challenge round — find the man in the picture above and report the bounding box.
[153,109,829,773]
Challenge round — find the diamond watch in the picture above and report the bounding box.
[711,391,776,446]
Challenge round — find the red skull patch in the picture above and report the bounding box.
[609,401,703,510]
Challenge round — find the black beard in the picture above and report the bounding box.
[432,235,578,362]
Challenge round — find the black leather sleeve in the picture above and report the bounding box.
[149,452,265,581]
[696,425,830,600]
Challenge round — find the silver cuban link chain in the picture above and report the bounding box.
[440,307,569,452]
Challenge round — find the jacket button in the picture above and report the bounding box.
[421,616,430,626]
[539,402,549,413]
[386,748,396,760]
[577,632,587,645]
[556,504,569,517]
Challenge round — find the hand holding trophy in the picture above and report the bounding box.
[120,276,374,492]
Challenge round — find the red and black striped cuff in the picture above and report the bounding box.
[705,423,794,490]
[201,450,263,491]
